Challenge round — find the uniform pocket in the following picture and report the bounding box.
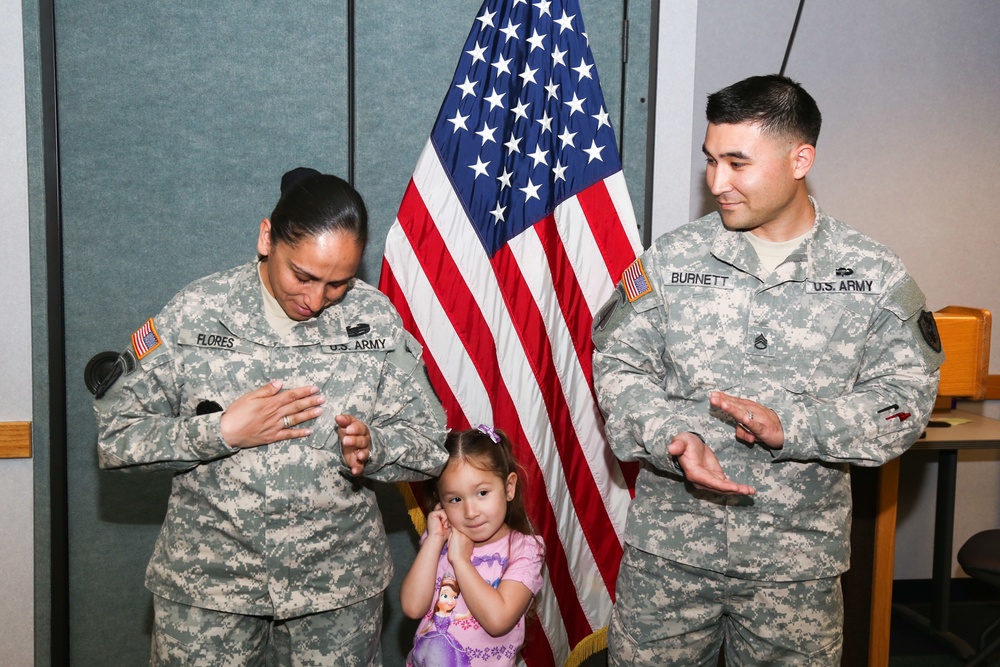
[779,298,869,399]
[663,290,740,398]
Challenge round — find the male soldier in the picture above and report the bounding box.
[592,75,943,665]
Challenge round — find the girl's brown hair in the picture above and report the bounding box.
[429,427,535,537]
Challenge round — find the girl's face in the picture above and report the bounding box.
[437,458,517,547]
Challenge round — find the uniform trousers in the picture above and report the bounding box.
[608,545,843,666]
[151,592,383,667]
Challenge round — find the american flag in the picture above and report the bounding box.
[622,257,651,302]
[131,318,161,359]
[379,0,642,663]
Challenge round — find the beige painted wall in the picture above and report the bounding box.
[1,0,35,663]
[654,0,1000,580]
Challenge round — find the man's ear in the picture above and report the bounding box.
[791,143,816,180]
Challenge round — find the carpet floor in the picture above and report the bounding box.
[889,600,1000,666]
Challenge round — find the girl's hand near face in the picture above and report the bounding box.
[426,505,451,542]
[400,504,452,620]
[446,526,475,566]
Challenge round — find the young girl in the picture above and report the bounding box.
[401,426,545,667]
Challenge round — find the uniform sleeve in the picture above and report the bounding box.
[774,272,944,466]
[362,330,448,482]
[591,283,704,476]
[93,305,237,473]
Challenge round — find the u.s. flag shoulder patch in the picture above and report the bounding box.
[131,318,162,359]
[622,258,653,302]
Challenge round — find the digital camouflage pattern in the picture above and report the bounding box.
[592,201,943,580]
[95,260,448,619]
[151,592,383,667]
[607,546,843,666]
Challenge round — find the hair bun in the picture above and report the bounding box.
[280,167,323,196]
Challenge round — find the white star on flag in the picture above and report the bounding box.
[572,57,593,80]
[455,75,478,98]
[583,138,605,163]
[564,91,586,115]
[447,109,470,133]
[469,156,491,178]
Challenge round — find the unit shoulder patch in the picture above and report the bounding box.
[918,310,942,353]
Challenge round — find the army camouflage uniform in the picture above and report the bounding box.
[592,201,943,666]
[150,592,383,667]
[94,260,448,665]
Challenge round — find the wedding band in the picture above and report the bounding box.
[283,415,291,429]
[746,409,754,422]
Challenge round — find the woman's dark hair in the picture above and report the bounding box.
[268,167,368,248]
[706,74,822,147]
[429,427,535,537]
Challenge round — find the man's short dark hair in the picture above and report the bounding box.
[706,74,822,146]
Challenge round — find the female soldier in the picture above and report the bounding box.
[92,168,447,666]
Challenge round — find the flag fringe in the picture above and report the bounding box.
[396,481,426,537]
[563,626,607,667]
